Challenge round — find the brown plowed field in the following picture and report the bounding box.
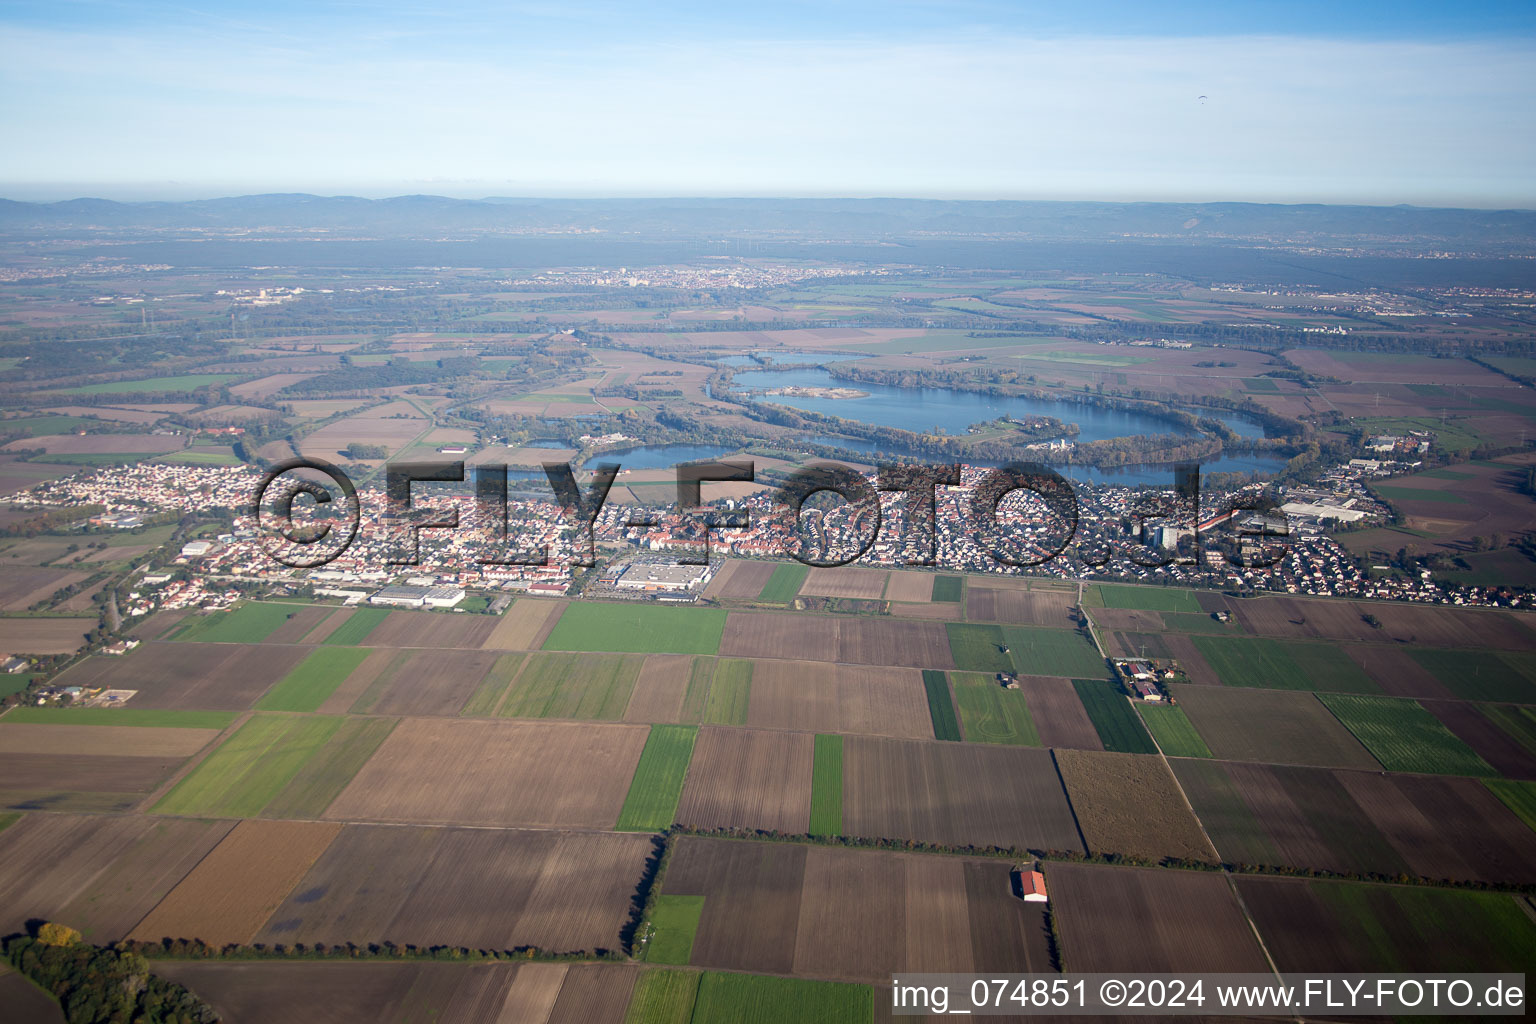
[842,737,1083,852]
[664,838,1052,982]
[1016,676,1102,750]
[1424,700,1536,779]
[49,642,311,710]
[800,566,888,599]
[719,612,838,662]
[130,819,341,947]
[0,753,187,798]
[0,617,94,654]
[676,726,813,833]
[1086,607,1165,632]
[1161,633,1220,685]
[314,648,399,714]
[704,559,772,599]
[964,587,1076,627]
[884,571,935,603]
[498,963,570,1023]
[351,649,503,717]
[747,660,932,739]
[1219,762,1360,873]
[0,566,87,611]
[1347,772,1536,883]
[1053,750,1216,862]
[1350,602,1536,651]
[483,599,565,650]
[365,611,498,649]
[325,718,647,829]
[664,837,807,974]
[302,607,355,645]
[264,606,337,644]
[887,602,958,620]
[1173,686,1379,769]
[1343,645,1453,699]
[837,618,955,669]
[1048,863,1270,972]
[0,814,230,939]
[262,826,650,953]
[545,964,639,1024]
[0,724,219,758]
[623,654,694,722]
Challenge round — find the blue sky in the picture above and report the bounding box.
[2,2,1534,205]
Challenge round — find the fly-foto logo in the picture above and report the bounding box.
[250,457,1291,571]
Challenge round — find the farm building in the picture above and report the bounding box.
[368,584,466,608]
[1012,869,1048,903]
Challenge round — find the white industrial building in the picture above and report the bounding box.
[369,584,467,608]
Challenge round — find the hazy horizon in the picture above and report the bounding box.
[3,1,1535,208]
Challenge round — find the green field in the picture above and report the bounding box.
[1194,636,1378,693]
[1318,694,1496,776]
[499,652,643,720]
[701,659,752,726]
[1002,626,1106,678]
[50,374,240,395]
[921,669,961,741]
[155,714,352,817]
[459,653,525,716]
[931,575,963,602]
[257,717,398,819]
[1484,779,1536,832]
[645,895,705,965]
[0,415,98,435]
[624,969,699,1024]
[810,733,843,835]
[1071,680,1157,754]
[0,707,237,729]
[952,672,1040,745]
[1372,485,1467,505]
[690,972,872,1024]
[1136,703,1212,758]
[543,602,726,655]
[678,658,715,723]
[1096,584,1204,613]
[616,725,699,831]
[1407,649,1536,703]
[1310,881,1536,973]
[945,623,1013,673]
[155,449,244,466]
[321,607,390,646]
[255,647,372,713]
[757,563,809,603]
[1481,704,1536,754]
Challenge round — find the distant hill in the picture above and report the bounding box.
[1,194,1533,251]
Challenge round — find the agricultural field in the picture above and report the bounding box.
[756,562,809,603]
[1318,693,1496,776]
[1192,635,1380,693]
[1002,625,1106,678]
[0,566,90,612]
[842,737,1083,852]
[2,706,237,729]
[500,652,644,720]
[0,616,94,655]
[616,724,698,831]
[1135,703,1212,757]
[320,607,390,646]
[720,612,836,662]
[172,601,317,644]
[1172,760,1536,881]
[256,646,372,712]
[1172,686,1379,769]
[945,623,1014,673]
[951,672,1040,745]
[48,641,315,711]
[1047,863,1271,972]
[882,570,934,603]
[482,598,564,650]
[156,714,393,818]
[1236,876,1536,973]
[362,610,499,649]
[809,734,843,836]
[621,654,695,723]
[1070,680,1157,754]
[1053,750,1216,862]
[661,838,1053,983]
[0,814,236,941]
[544,602,726,655]
[702,559,776,601]
[1094,584,1204,613]
[1406,648,1536,703]
[965,586,1076,627]
[798,566,887,600]
[645,895,705,965]
[325,718,648,829]
[701,658,752,726]
[129,819,342,948]
[1425,700,1536,779]
[676,727,813,834]
[690,971,871,1024]
[744,660,932,739]
[921,669,962,741]
[1485,778,1536,830]
[930,575,963,602]
[253,825,654,953]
